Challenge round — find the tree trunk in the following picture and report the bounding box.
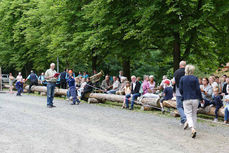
[173,32,181,72]
[91,49,97,71]
[122,57,130,80]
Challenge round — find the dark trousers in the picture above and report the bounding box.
[28,82,38,93]
[17,87,23,96]
[81,89,92,101]
[60,81,67,89]
[203,99,222,119]
[69,86,80,104]
[125,93,141,109]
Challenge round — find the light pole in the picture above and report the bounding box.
[57,57,59,73]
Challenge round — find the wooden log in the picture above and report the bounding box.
[40,92,46,96]
[170,110,180,117]
[88,98,104,104]
[163,100,225,117]
[198,106,224,117]
[24,85,68,96]
[88,93,160,107]
[141,105,153,111]
[163,100,176,109]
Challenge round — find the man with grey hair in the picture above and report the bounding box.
[45,63,58,108]
[173,61,187,125]
[125,75,141,110]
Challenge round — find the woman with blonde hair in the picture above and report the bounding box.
[179,65,203,138]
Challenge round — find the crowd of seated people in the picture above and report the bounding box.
[99,71,229,123]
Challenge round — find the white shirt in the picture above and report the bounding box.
[132,82,136,90]
[16,75,23,81]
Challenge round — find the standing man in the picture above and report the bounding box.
[60,68,68,89]
[26,70,38,93]
[173,61,187,125]
[45,63,58,108]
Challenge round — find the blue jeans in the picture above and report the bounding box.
[107,90,117,94]
[47,82,56,106]
[69,86,80,104]
[176,96,187,124]
[125,93,141,109]
[224,106,229,121]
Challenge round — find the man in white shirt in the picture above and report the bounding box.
[107,76,120,94]
[45,63,58,108]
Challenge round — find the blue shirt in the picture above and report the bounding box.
[67,77,75,87]
[164,86,173,100]
[38,75,45,81]
[179,75,202,101]
[83,74,89,79]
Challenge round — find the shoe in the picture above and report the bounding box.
[191,129,197,138]
[161,108,165,114]
[76,102,80,105]
[129,108,133,110]
[47,105,52,108]
[51,105,56,107]
[223,121,228,124]
[184,121,189,130]
[70,103,76,105]
[213,118,218,122]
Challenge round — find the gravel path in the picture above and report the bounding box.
[0,92,229,153]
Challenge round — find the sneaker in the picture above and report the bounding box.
[191,129,197,138]
[70,103,76,105]
[161,108,165,114]
[209,104,214,107]
[184,121,189,130]
[51,105,56,108]
[213,118,218,122]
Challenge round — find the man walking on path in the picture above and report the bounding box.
[45,63,58,108]
[173,61,187,125]
[26,70,38,93]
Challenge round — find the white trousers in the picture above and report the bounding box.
[183,99,199,129]
[142,93,159,98]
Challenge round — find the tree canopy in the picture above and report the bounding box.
[0,0,229,81]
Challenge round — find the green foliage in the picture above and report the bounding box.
[0,0,229,81]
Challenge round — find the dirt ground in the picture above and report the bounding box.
[0,92,229,153]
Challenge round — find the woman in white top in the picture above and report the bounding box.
[16,72,23,81]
